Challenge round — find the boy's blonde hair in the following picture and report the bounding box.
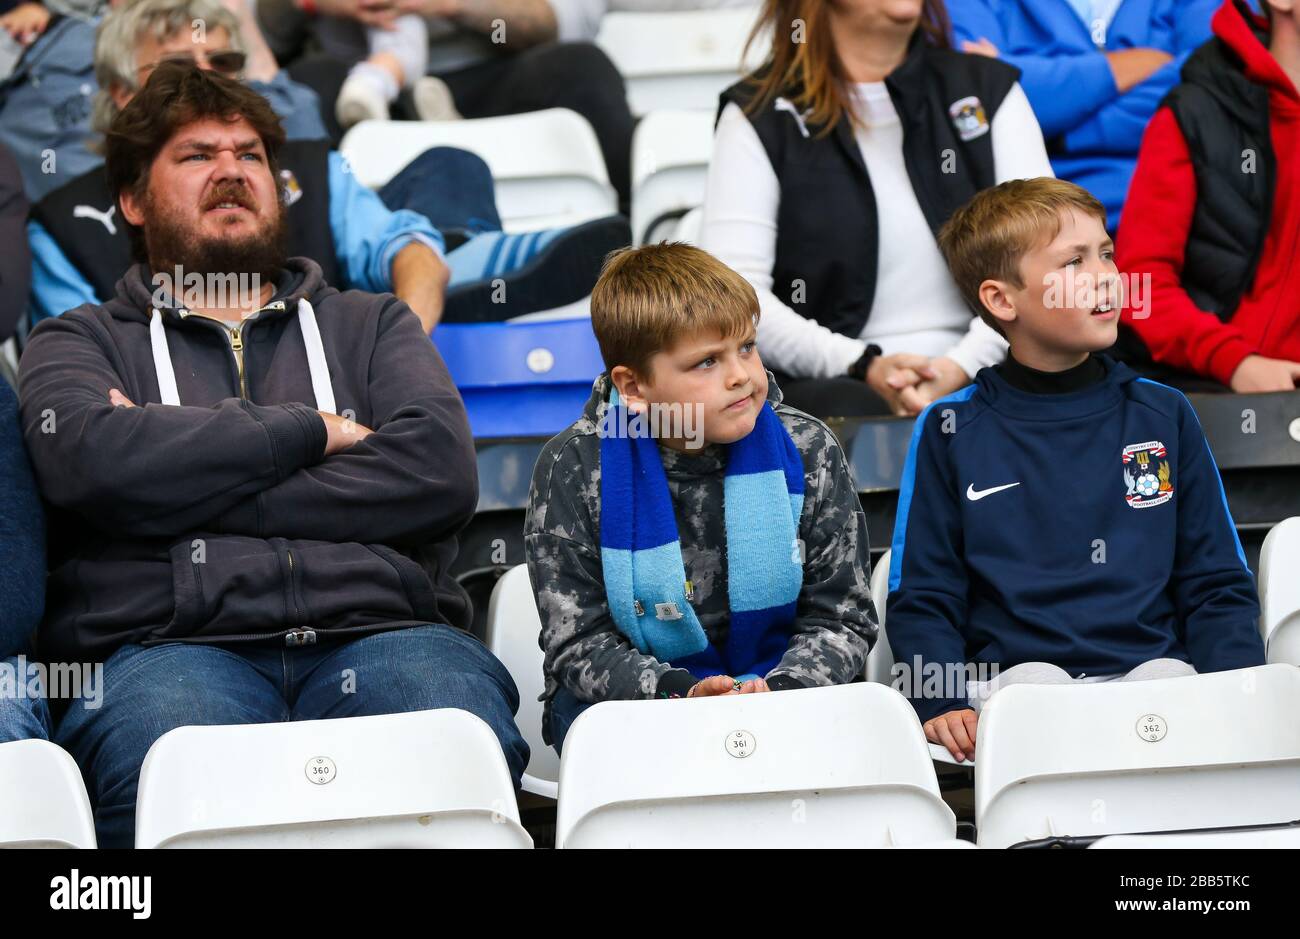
[591,243,760,376]
[938,178,1108,337]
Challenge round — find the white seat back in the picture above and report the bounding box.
[1258,516,1300,666]
[867,548,975,768]
[339,109,616,231]
[485,565,560,798]
[556,682,954,848]
[866,548,895,686]
[0,740,96,848]
[135,709,532,848]
[631,109,716,245]
[975,665,1300,848]
[673,205,705,245]
[597,9,767,114]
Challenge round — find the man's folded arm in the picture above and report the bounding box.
[19,313,327,535]
[210,298,479,546]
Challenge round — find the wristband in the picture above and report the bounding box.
[846,343,882,382]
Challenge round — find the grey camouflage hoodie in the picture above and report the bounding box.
[525,373,877,743]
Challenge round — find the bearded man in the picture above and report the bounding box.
[17,60,527,848]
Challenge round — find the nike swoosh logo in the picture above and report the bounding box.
[966,482,1021,502]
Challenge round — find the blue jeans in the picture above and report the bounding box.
[549,686,593,757]
[378,146,502,241]
[55,624,528,849]
[0,655,50,743]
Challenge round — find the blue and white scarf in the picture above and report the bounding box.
[599,388,805,680]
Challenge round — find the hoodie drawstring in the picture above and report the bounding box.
[149,310,182,407]
[148,298,336,413]
[296,298,336,415]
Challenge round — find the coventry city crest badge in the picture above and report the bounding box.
[1122,440,1174,508]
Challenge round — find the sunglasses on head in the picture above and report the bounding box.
[141,49,246,78]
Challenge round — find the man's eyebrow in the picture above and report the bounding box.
[172,138,263,153]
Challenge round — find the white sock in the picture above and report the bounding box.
[347,61,400,104]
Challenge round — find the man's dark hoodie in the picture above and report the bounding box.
[18,257,478,664]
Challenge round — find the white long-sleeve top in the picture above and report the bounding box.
[550,0,757,42]
[701,81,1054,379]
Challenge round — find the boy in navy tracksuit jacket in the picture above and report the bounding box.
[888,177,1265,762]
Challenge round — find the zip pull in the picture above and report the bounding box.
[285,628,317,647]
[228,326,249,399]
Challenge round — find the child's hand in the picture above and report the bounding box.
[735,677,770,694]
[686,675,738,698]
[1,2,52,46]
[924,708,978,762]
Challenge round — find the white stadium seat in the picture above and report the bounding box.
[555,682,956,848]
[134,710,532,848]
[866,548,895,686]
[673,205,705,245]
[0,739,97,848]
[631,109,716,245]
[596,9,767,115]
[485,565,560,799]
[975,664,1300,848]
[339,109,617,231]
[1257,516,1300,666]
[1090,826,1300,849]
[864,548,969,767]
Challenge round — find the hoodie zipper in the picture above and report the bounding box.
[286,548,304,623]
[228,325,248,399]
[177,300,286,400]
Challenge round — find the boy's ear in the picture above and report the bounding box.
[978,278,1018,331]
[609,364,651,413]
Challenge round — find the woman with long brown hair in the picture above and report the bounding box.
[701,0,1053,417]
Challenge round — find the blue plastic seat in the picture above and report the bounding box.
[432,317,604,438]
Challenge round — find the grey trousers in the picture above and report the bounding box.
[968,658,1198,712]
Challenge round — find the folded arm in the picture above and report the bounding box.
[210,298,477,546]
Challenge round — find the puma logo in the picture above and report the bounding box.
[73,204,116,235]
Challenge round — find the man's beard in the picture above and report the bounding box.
[141,185,289,302]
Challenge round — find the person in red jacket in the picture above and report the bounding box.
[1116,0,1300,393]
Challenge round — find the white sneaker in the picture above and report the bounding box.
[335,73,390,130]
[413,76,462,122]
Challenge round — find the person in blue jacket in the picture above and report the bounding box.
[888,177,1265,762]
[950,0,1219,231]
